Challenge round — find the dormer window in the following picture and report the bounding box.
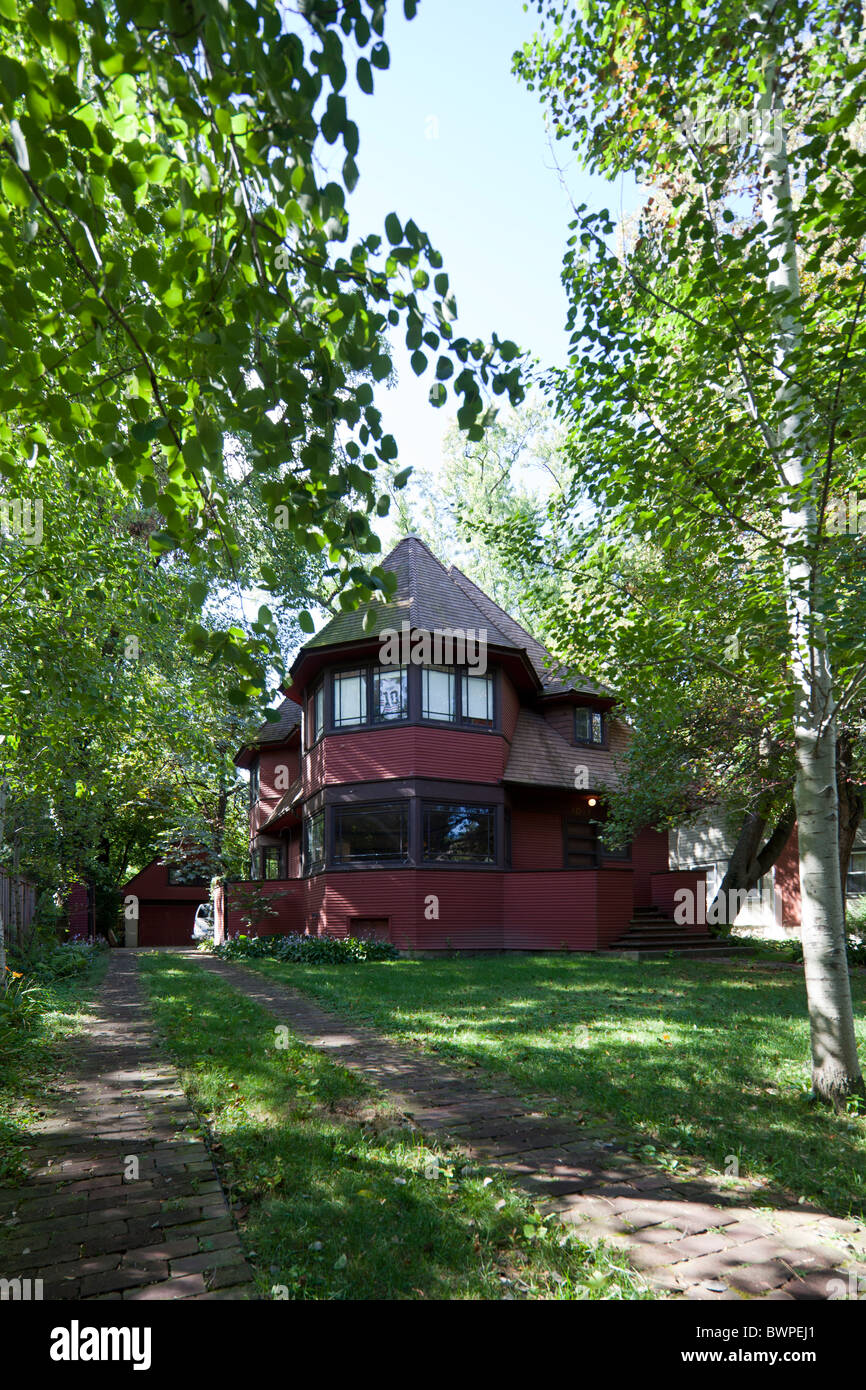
[575,707,604,745]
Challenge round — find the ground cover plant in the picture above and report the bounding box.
[237,953,866,1219]
[140,952,648,1300]
[0,942,109,1184]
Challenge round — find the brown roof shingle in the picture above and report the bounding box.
[503,709,621,791]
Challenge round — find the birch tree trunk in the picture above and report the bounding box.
[760,45,864,1103]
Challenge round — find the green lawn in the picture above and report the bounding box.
[0,949,109,1184]
[237,953,866,1220]
[140,953,648,1300]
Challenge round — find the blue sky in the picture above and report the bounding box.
[334,0,643,494]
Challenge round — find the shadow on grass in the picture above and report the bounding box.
[245,954,866,1219]
[140,954,646,1300]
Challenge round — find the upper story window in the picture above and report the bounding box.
[333,669,366,728]
[333,802,409,864]
[307,681,324,747]
[249,757,260,806]
[575,706,604,745]
[373,666,408,722]
[421,666,456,722]
[461,671,494,727]
[422,802,496,864]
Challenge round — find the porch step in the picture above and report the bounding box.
[610,909,755,958]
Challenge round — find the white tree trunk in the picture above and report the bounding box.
[760,44,863,1102]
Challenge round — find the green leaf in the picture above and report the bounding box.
[384,212,402,245]
[356,57,373,93]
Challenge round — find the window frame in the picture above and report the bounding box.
[563,817,600,869]
[332,666,369,730]
[261,845,284,881]
[574,706,605,747]
[421,800,498,865]
[304,809,326,874]
[332,800,410,866]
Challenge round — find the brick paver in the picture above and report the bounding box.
[0,950,255,1301]
[193,953,866,1301]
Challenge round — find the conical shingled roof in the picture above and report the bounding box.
[303,535,521,652]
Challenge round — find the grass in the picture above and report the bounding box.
[233,952,866,1220]
[0,948,109,1184]
[139,952,649,1300]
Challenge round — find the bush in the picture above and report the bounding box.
[11,940,107,985]
[212,932,399,965]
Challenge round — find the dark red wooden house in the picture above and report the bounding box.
[223,536,705,951]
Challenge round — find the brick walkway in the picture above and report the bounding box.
[194,954,866,1301]
[0,950,255,1301]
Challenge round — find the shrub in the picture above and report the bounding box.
[212,932,399,964]
[11,940,107,985]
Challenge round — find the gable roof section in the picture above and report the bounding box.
[236,697,301,765]
[503,709,620,791]
[303,535,520,652]
[447,564,612,699]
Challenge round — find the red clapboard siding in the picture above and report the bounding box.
[251,746,300,834]
[631,826,671,907]
[303,726,508,791]
[500,672,521,742]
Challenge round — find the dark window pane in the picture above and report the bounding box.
[848,851,866,895]
[575,707,604,744]
[373,667,408,722]
[564,818,599,868]
[422,667,456,721]
[333,803,409,863]
[423,803,496,863]
[167,864,209,887]
[262,847,282,880]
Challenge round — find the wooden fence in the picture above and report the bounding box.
[0,867,38,951]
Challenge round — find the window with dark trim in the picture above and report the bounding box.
[848,850,866,895]
[461,670,494,727]
[333,668,367,728]
[333,803,409,864]
[304,810,325,873]
[504,808,512,868]
[249,757,260,807]
[422,802,496,863]
[564,818,599,868]
[262,846,283,880]
[308,681,324,747]
[575,707,604,745]
[373,666,408,722]
[421,666,456,722]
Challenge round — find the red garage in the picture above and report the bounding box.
[121,859,209,947]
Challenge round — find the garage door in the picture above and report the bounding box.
[138,901,201,947]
